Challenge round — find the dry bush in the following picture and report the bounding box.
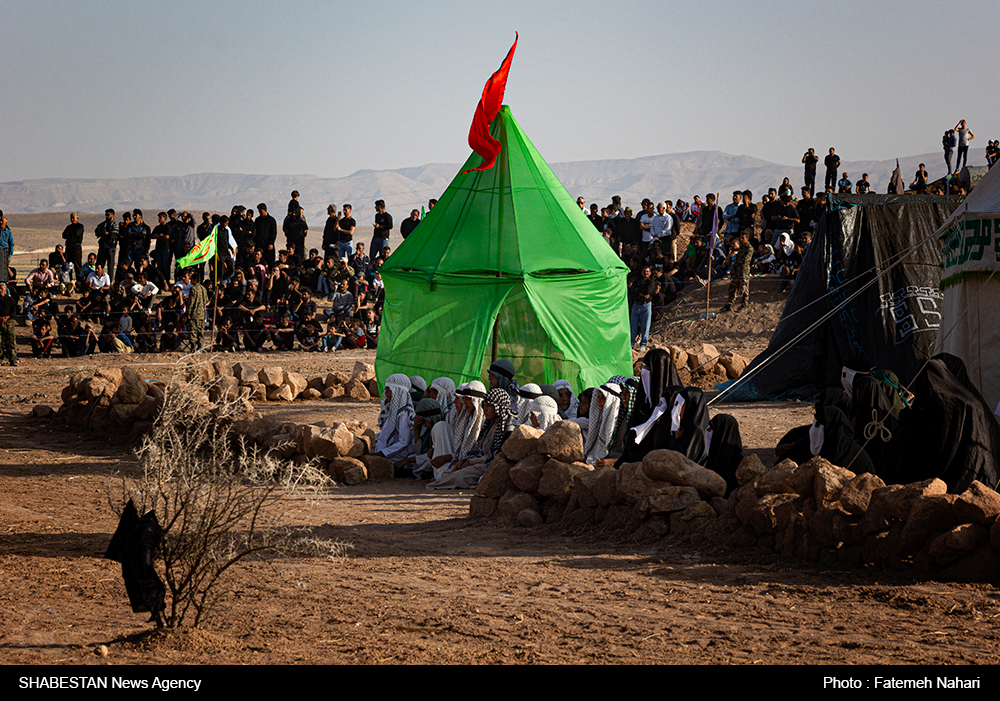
[113,361,349,629]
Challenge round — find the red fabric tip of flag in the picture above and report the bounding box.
[461,33,518,176]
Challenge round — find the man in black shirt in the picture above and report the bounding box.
[824,148,840,192]
[283,209,308,256]
[372,199,392,258]
[337,204,356,260]
[62,212,85,275]
[802,148,819,195]
[322,205,341,260]
[400,209,420,240]
[254,203,278,266]
[95,209,118,274]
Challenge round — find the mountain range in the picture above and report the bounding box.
[0,149,985,224]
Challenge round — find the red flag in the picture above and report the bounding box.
[461,33,518,175]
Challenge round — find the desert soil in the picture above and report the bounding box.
[3,286,1000,668]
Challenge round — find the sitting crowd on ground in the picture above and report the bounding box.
[0,193,433,364]
[383,351,1000,497]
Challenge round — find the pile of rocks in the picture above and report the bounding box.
[194,360,380,403]
[229,415,393,486]
[471,422,1000,581]
[667,343,747,383]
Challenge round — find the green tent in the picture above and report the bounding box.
[375,105,632,392]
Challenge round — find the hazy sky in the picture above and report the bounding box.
[2,0,997,182]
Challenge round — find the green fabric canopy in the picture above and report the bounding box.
[375,106,633,393]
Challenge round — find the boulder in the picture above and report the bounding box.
[670,501,717,538]
[94,367,123,389]
[498,490,539,521]
[310,424,356,460]
[358,454,393,482]
[718,352,748,379]
[325,371,351,388]
[667,346,688,374]
[571,466,613,509]
[954,481,1000,526]
[754,459,800,496]
[209,375,240,403]
[258,366,284,388]
[642,449,726,500]
[516,509,545,527]
[283,371,308,398]
[687,342,719,373]
[342,378,371,401]
[367,379,380,398]
[115,378,147,405]
[901,494,959,555]
[232,362,258,385]
[306,376,325,392]
[735,453,768,486]
[266,384,294,402]
[212,360,233,378]
[812,460,856,506]
[538,421,585,463]
[501,425,544,462]
[747,492,801,535]
[508,453,548,493]
[323,385,345,399]
[839,472,886,516]
[618,461,656,505]
[476,454,516,498]
[469,496,499,518]
[352,362,376,383]
[327,457,368,485]
[30,404,55,419]
[636,484,702,518]
[537,459,592,503]
[301,388,322,400]
[929,523,987,566]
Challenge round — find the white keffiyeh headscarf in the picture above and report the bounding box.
[584,382,622,464]
[515,383,543,425]
[530,396,560,431]
[552,379,579,419]
[378,373,415,446]
[430,376,456,424]
[456,380,486,460]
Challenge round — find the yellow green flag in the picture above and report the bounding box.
[177,225,217,268]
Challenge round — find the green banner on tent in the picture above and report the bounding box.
[941,214,1000,276]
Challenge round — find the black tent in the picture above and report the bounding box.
[726,194,964,401]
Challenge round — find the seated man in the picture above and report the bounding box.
[25,259,58,296]
[324,279,354,323]
[837,173,853,193]
[910,163,929,192]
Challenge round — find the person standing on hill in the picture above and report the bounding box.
[94,208,118,277]
[824,148,841,192]
[400,209,421,241]
[337,204,357,260]
[254,203,277,266]
[802,148,819,195]
[371,200,392,258]
[62,212,85,276]
[955,120,975,171]
[943,130,957,174]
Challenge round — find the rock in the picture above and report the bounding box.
[283,371,308,398]
[232,362,258,385]
[310,424,356,460]
[367,379,380,398]
[618,462,656,505]
[323,385,345,399]
[209,375,239,403]
[570,466,612,509]
[301,388,322,400]
[247,383,267,402]
[61,385,77,404]
[80,377,115,401]
[670,501,717,538]
[69,371,93,392]
[469,496,499,518]
[747,492,801,535]
[501,424,544,462]
[358,454,393,481]
[538,421,585,463]
[476,454,516,498]
[306,376,325,392]
[687,342,720,373]
[508,453,548,493]
[341,378,371,401]
[96,645,109,658]
[325,371,351,388]
[636,484,702,518]
[840,472,886,516]
[94,367,123,389]
[498,490,539,521]
[266,384,294,402]
[516,509,544,527]
[258,366,284,388]
[641,449,726,500]
[667,346,688,374]
[810,503,854,548]
[297,425,324,457]
[718,352,748,379]
[812,460,856,506]
[30,404,55,418]
[754,459,800,496]
[328,457,368,485]
[352,362,376,383]
[537,459,592,503]
[212,360,233,378]
[929,523,987,566]
[901,494,959,555]
[110,403,138,424]
[954,481,1000,526]
[878,478,949,522]
[735,453,768,486]
[593,466,620,506]
[115,380,146,404]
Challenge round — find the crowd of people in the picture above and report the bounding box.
[0,194,443,364]
[379,354,746,493]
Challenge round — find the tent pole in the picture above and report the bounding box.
[491,316,499,362]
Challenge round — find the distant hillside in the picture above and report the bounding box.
[0,149,986,223]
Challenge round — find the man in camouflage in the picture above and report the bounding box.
[721,231,753,312]
[187,279,208,351]
[0,281,17,365]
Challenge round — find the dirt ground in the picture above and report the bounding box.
[3,334,1000,668]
